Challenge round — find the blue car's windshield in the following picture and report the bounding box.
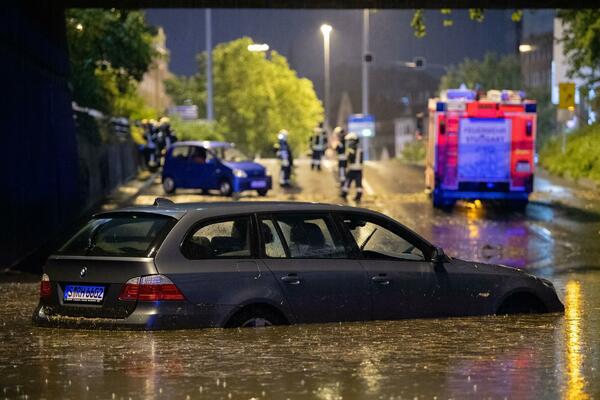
[214,146,250,162]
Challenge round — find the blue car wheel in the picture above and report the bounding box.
[219,179,233,196]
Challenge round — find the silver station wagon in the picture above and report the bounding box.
[33,199,564,329]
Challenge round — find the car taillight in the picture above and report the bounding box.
[40,273,51,299]
[118,275,185,301]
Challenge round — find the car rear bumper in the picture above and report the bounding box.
[32,301,236,330]
[233,175,272,192]
[435,189,530,201]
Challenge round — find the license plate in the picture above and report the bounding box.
[64,285,105,303]
[250,180,267,189]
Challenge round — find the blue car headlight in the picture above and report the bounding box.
[233,169,247,178]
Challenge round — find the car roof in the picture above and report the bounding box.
[97,201,382,220]
[172,141,233,149]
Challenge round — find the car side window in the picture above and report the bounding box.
[190,146,211,164]
[182,216,251,259]
[171,146,189,159]
[258,218,287,258]
[341,214,425,261]
[274,214,348,259]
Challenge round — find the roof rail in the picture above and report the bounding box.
[153,197,175,207]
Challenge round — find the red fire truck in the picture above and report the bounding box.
[426,89,537,209]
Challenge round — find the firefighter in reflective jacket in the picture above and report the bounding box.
[310,122,327,170]
[341,132,364,202]
[274,129,293,187]
[333,126,347,182]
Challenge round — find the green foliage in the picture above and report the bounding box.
[66,9,157,116]
[212,37,323,156]
[527,86,557,146]
[540,123,600,182]
[164,74,205,115]
[400,140,426,163]
[468,9,485,23]
[170,116,223,142]
[557,10,600,113]
[439,53,523,92]
[411,10,426,38]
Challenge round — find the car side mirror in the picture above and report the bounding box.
[431,246,446,264]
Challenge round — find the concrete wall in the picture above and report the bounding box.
[0,4,80,271]
[0,5,139,272]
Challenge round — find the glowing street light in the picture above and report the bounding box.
[320,24,332,131]
[247,43,270,52]
[519,44,536,53]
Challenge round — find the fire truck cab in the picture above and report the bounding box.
[426,89,537,209]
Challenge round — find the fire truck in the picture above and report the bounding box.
[426,89,537,209]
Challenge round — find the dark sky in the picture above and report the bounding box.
[145,8,527,80]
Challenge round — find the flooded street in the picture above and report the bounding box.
[1,273,599,399]
[2,160,600,399]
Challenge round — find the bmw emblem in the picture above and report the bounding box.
[80,267,88,278]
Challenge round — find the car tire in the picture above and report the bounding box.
[219,179,233,197]
[433,193,453,210]
[162,176,176,194]
[257,189,268,197]
[226,306,287,328]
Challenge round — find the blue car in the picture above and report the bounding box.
[161,141,272,197]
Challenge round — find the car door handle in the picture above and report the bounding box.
[281,274,301,285]
[371,275,390,285]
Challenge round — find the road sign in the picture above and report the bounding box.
[348,114,376,138]
[558,82,576,110]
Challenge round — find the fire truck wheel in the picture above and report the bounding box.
[433,194,454,210]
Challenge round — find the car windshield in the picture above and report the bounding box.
[56,214,177,257]
[214,146,250,162]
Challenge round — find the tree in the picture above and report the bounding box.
[439,53,523,92]
[557,10,600,113]
[168,37,323,156]
[164,72,205,115]
[66,9,157,116]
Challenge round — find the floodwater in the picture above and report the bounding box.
[2,164,600,399]
[0,272,598,400]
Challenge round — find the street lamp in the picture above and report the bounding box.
[519,44,536,53]
[320,24,332,132]
[248,43,270,52]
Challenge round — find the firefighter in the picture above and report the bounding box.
[333,126,347,183]
[158,116,176,149]
[341,132,364,202]
[310,122,327,170]
[141,119,159,170]
[274,130,293,187]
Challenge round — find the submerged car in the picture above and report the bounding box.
[161,141,272,197]
[33,200,564,330]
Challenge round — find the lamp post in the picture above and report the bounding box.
[320,24,332,132]
[205,9,214,121]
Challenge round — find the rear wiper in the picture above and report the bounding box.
[85,221,106,255]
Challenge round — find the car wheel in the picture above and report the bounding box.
[162,176,176,194]
[226,306,287,328]
[257,189,268,197]
[219,179,233,196]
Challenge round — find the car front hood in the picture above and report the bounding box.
[451,258,530,277]
[223,161,266,174]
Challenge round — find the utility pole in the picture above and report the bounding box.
[205,9,214,121]
[361,9,370,160]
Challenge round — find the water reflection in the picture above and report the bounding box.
[564,280,589,400]
[1,275,600,399]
